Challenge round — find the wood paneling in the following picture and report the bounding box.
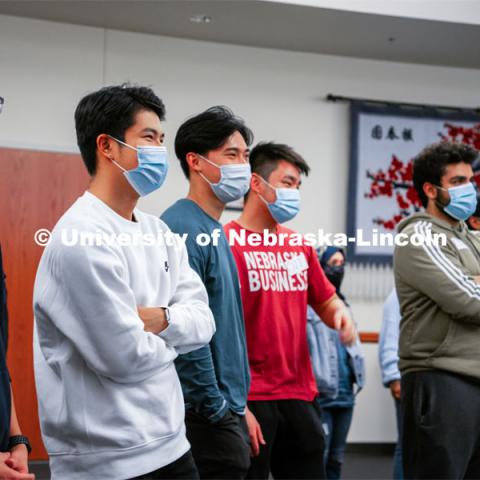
[359,331,379,343]
[0,148,89,460]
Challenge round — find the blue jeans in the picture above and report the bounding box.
[321,407,354,480]
[393,398,404,480]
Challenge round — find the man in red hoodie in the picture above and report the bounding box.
[224,142,355,479]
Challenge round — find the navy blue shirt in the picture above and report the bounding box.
[0,247,11,450]
[161,199,250,422]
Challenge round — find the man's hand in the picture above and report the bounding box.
[6,445,29,475]
[0,452,34,480]
[313,296,356,345]
[245,407,265,457]
[137,306,169,334]
[332,305,356,345]
[389,380,401,400]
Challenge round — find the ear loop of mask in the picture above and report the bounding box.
[107,135,137,172]
[196,154,221,185]
[434,184,452,210]
[255,174,276,205]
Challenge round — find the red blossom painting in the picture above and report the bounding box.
[365,123,480,230]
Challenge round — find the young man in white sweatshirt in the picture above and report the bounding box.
[33,85,215,480]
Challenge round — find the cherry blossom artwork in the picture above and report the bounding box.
[347,102,480,263]
[364,123,480,231]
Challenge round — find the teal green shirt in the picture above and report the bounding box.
[161,199,250,422]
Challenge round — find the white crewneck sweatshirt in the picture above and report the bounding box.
[33,191,215,480]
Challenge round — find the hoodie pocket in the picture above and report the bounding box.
[429,320,456,358]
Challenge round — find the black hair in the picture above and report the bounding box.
[174,106,253,179]
[244,142,310,201]
[74,84,166,175]
[249,141,310,180]
[413,141,478,208]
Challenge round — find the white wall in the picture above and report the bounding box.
[2,13,480,442]
[348,300,396,442]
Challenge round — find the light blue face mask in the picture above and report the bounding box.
[109,136,169,197]
[258,176,301,224]
[437,182,477,221]
[198,154,251,203]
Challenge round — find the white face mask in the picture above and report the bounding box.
[198,154,251,203]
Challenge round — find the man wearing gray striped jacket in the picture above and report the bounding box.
[394,141,480,479]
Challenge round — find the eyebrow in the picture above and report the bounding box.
[223,147,250,154]
[283,174,299,182]
[141,128,164,137]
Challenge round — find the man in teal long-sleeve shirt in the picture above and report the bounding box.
[162,106,253,479]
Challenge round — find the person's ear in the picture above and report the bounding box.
[250,173,264,194]
[97,134,115,161]
[186,152,202,173]
[423,182,438,202]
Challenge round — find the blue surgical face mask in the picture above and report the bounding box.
[258,176,301,224]
[109,136,169,197]
[198,154,251,203]
[436,182,477,221]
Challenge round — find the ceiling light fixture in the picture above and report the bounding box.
[189,14,213,24]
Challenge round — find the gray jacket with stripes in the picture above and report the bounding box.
[394,212,480,380]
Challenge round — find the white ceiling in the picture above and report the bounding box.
[268,0,480,26]
[0,0,479,69]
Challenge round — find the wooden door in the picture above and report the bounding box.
[0,147,89,460]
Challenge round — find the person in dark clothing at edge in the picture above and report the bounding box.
[394,142,480,478]
[307,246,365,480]
[161,106,252,479]
[0,245,34,480]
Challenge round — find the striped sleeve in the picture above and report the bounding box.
[394,221,480,324]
